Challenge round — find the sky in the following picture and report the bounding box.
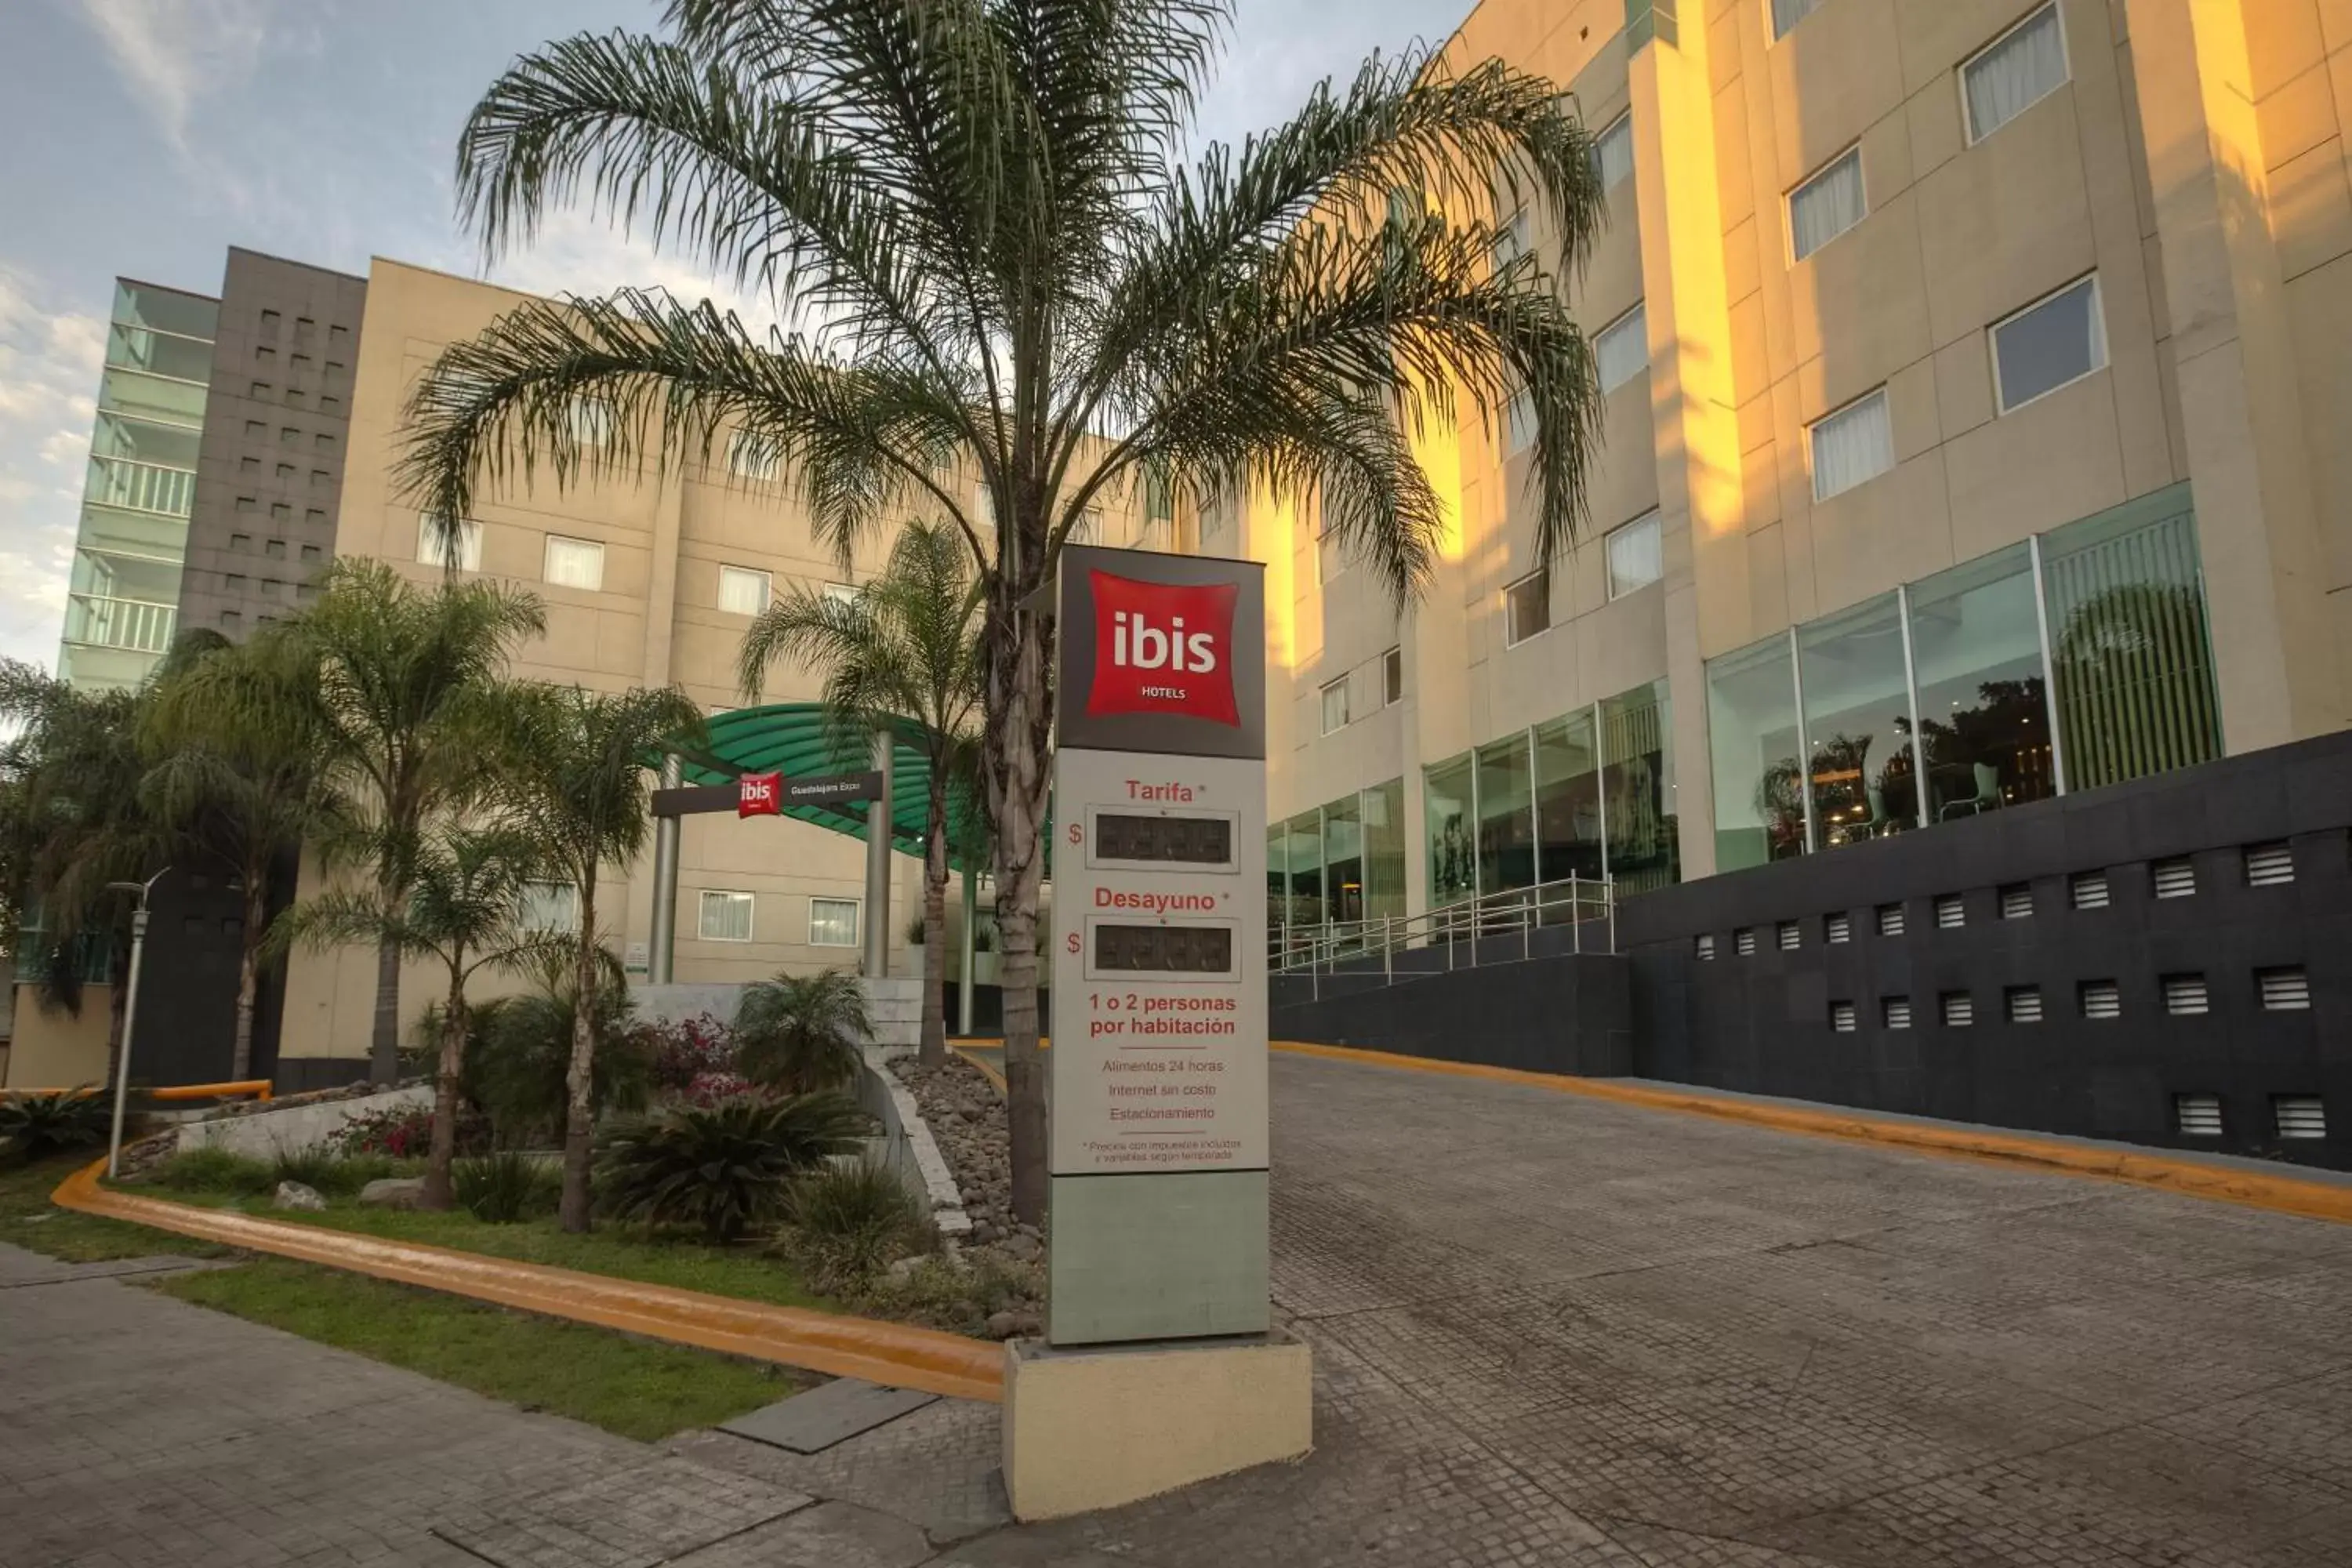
[0,0,1461,673]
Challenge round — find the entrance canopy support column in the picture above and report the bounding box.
[862,729,894,979]
[649,754,681,985]
[959,868,978,1035]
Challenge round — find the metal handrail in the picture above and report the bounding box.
[1271,872,1617,994]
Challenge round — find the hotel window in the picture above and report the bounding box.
[1594,303,1648,394]
[416,515,482,572]
[1808,389,1893,501]
[809,897,859,947]
[1606,511,1662,599]
[1381,646,1403,706]
[1992,276,2105,412]
[567,396,615,448]
[543,535,605,591]
[1963,3,2068,145]
[1317,530,1345,584]
[1492,203,1530,271]
[1789,147,1865,261]
[1505,387,1537,456]
[517,880,577,935]
[1591,112,1635,193]
[1320,677,1350,735]
[1504,568,1551,646]
[1772,0,1824,40]
[717,564,771,616]
[823,581,858,607]
[727,430,779,481]
[699,890,754,942]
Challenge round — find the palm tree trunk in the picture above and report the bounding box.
[423,969,465,1211]
[990,606,1053,1228]
[558,881,598,1232]
[230,874,268,1082]
[369,883,402,1083]
[921,776,950,1067]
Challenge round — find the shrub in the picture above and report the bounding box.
[597,1091,866,1244]
[453,1151,557,1223]
[328,1102,488,1160]
[0,1089,109,1164]
[642,1014,737,1093]
[465,980,654,1146]
[870,1254,1040,1335]
[789,1160,930,1292]
[677,1071,755,1108]
[734,970,871,1095]
[154,1146,275,1195]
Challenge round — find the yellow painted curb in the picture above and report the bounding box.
[1272,1040,2352,1227]
[53,1161,1003,1402]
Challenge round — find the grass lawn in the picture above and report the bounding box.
[152,1185,830,1310]
[150,1261,807,1441]
[0,1152,227,1263]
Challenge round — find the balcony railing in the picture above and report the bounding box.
[64,594,176,655]
[89,456,194,518]
[1272,872,1617,996]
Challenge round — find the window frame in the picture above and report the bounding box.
[1787,145,1867,263]
[1806,386,1894,502]
[717,564,772,617]
[1960,2,2071,147]
[1593,301,1650,394]
[697,888,755,943]
[517,880,577,935]
[809,896,860,948]
[1503,568,1552,647]
[726,430,780,481]
[1381,646,1403,706]
[1769,0,1825,45]
[1989,274,2107,416]
[416,514,482,572]
[1320,676,1350,735]
[1591,111,1635,192]
[1504,386,1537,456]
[542,533,606,591]
[566,396,615,448]
[1604,510,1664,601]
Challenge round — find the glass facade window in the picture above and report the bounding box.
[1361,779,1406,927]
[1425,752,1477,908]
[1281,809,1326,938]
[1534,711,1604,887]
[1475,734,1537,896]
[1601,680,1679,893]
[1269,782,1406,954]
[1323,793,1364,932]
[1797,593,1916,848]
[1706,633,1804,871]
[1907,543,2055,819]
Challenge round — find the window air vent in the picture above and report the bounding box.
[2258,967,2310,1011]
[1695,934,1716,961]
[2162,974,2209,1016]
[1736,927,1757,956]
[1878,903,1906,937]
[1778,920,1800,951]
[2000,884,2033,920]
[2175,1094,2223,1138]
[1936,895,1965,929]
[1830,1000,1856,1033]
[2081,980,2121,1020]
[2153,858,2196,899]
[1826,911,1851,944]
[2072,872,2110,909]
[2245,843,2295,887]
[1883,996,1912,1029]
[2274,1096,2327,1141]
[1942,991,1974,1027]
[2006,985,2042,1023]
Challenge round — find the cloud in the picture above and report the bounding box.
[0,264,110,673]
[474,207,786,339]
[67,0,283,151]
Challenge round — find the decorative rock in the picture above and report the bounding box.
[272,1181,326,1211]
[985,1310,1022,1340]
[971,1220,998,1245]
[357,1177,428,1210]
[1000,1232,1043,1263]
[884,1256,924,1285]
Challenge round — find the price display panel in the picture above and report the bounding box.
[1091,920,1235,976]
[1085,806,1240,873]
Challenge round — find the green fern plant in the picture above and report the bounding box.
[0,1089,107,1165]
[453,1150,557,1222]
[597,1092,866,1244]
[733,970,872,1095]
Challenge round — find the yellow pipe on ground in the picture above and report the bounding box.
[9,1081,272,1102]
[51,1160,1004,1402]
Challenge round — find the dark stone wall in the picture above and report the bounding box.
[1270,953,1632,1076]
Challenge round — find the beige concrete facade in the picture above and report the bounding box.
[278,259,1155,1070]
[1253,0,2352,899]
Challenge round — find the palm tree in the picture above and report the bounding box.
[252,560,545,1083]
[733,967,872,1094]
[495,681,706,1230]
[143,633,341,1080]
[399,0,1606,1223]
[741,518,983,1065]
[273,824,559,1209]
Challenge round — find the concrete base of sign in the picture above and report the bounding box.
[1000,1330,1312,1520]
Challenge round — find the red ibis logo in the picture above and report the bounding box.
[1085,570,1239,727]
[738,772,782,817]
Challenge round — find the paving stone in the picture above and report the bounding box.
[430,1454,810,1566]
[669,1400,1010,1545]
[719,1377,938,1454]
[666,1499,934,1566]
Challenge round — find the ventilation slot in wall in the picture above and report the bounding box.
[1935,895,1965,929]
[2005,985,2042,1023]
[2274,1096,2327,1141]
[2072,872,2110,909]
[1694,934,1715,961]
[2258,967,2310,1011]
[1941,992,1973,1027]
[1830,1000,1856,1033]
[1735,927,1756,956]
[1826,912,1851,944]
[2162,975,2209,1016]
[2080,980,2121,1020]
[2153,858,2196,899]
[1883,996,1912,1029]
[1777,920,1800,952]
[1878,903,1905,937]
[2000,884,2033,920]
[2175,1094,2224,1138]
[2245,843,2295,887]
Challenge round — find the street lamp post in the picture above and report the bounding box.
[104,869,167,1181]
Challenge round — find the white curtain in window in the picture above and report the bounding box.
[1492,205,1529,270]
[728,431,779,481]
[810,898,858,946]
[1965,5,2066,143]
[1592,114,1635,192]
[1810,390,1893,501]
[543,535,604,590]
[1595,303,1649,393]
[1772,0,1823,39]
[717,566,769,615]
[417,515,481,571]
[1789,151,1864,261]
[1505,389,1537,455]
[1606,512,1663,598]
[699,891,753,942]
